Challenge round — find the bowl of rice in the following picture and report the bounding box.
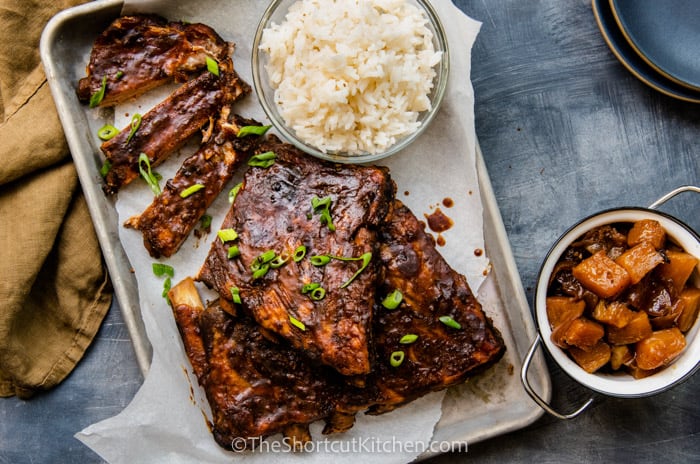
[252,0,449,163]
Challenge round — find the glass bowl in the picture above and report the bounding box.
[251,0,449,163]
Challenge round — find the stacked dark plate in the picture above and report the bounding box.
[592,0,700,103]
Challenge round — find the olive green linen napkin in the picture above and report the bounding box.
[0,0,112,398]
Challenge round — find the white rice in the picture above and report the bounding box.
[259,0,442,155]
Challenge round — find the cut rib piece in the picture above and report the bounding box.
[196,137,395,376]
[77,15,233,107]
[169,278,339,450]
[360,201,506,414]
[124,112,264,258]
[100,69,249,195]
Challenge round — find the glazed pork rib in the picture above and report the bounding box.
[100,68,249,195]
[123,112,264,258]
[77,15,233,106]
[196,136,395,376]
[169,278,339,450]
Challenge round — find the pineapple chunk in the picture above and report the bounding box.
[573,250,631,298]
[562,317,605,351]
[547,296,585,329]
[607,311,652,345]
[657,250,698,293]
[592,300,635,328]
[609,344,633,370]
[677,287,700,332]
[569,341,611,373]
[635,328,686,370]
[627,219,666,249]
[615,242,665,285]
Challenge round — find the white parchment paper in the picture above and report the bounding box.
[76,1,485,463]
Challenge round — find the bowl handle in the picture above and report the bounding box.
[648,185,700,209]
[520,334,594,420]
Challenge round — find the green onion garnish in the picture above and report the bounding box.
[162,276,172,302]
[152,262,175,278]
[228,182,243,204]
[310,287,326,301]
[206,56,220,76]
[227,245,240,259]
[255,250,276,265]
[311,195,335,231]
[310,255,332,266]
[251,263,270,280]
[89,76,107,108]
[115,70,124,79]
[248,151,276,168]
[230,286,242,304]
[97,124,119,141]
[200,214,212,230]
[138,153,161,196]
[339,252,372,288]
[293,245,307,262]
[126,113,142,143]
[217,228,238,243]
[390,351,405,367]
[382,289,403,310]
[269,252,290,269]
[439,315,462,330]
[289,315,306,331]
[99,160,111,178]
[180,183,205,198]
[399,334,418,344]
[301,282,321,294]
[237,125,271,138]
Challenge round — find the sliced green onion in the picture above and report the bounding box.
[230,286,242,304]
[217,228,238,243]
[162,276,172,301]
[138,152,161,196]
[390,351,405,367]
[269,252,290,269]
[301,282,321,294]
[255,250,276,265]
[251,263,270,280]
[97,124,119,141]
[399,334,418,344]
[227,245,240,259]
[339,252,372,288]
[310,286,326,301]
[289,315,306,331]
[152,262,175,278]
[248,151,276,168]
[115,70,124,79]
[126,113,142,143]
[293,245,307,262]
[311,195,335,231]
[99,160,111,178]
[382,289,403,310]
[200,214,212,230]
[310,255,331,266]
[205,56,220,76]
[439,315,462,330]
[237,125,271,137]
[180,183,205,198]
[228,182,243,204]
[89,76,107,108]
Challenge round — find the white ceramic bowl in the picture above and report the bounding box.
[534,207,700,398]
[251,0,449,163]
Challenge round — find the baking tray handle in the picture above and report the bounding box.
[520,334,594,420]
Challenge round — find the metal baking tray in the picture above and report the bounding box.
[40,0,550,454]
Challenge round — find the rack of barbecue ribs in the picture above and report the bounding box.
[169,147,505,447]
[124,111,264,258]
